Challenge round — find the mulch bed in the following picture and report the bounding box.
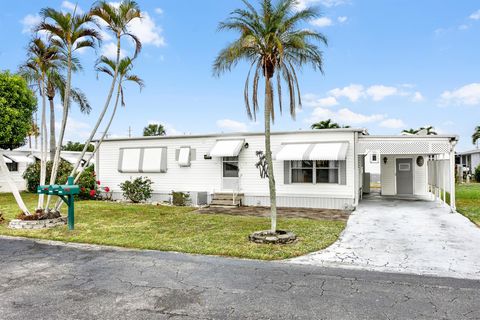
[195,206,350,222]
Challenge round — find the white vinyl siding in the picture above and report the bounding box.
[97,131,357,208]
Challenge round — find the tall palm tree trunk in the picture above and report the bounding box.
[68,37,120,179]
[264,76,277,233]
[56,81,122,212]
[0,151,30,214]
[38,78,48,209]
[49,97,56,161]
[46,47,72,209]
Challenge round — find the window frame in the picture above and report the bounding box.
[6,162,18,172]
[291,160,341,184]
[371,153,378,163]
[222,156,239,178]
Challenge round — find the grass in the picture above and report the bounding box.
[455,183,480,227]
[0,192,345,260]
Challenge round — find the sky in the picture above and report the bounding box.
[1,0,480,152]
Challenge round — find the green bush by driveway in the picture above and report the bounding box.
[456,184,480,227]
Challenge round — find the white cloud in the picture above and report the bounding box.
[328,84,365,102]
[311,17,333,27]
[128,12,166,47]
[366,85,398,101]
[295,0,349,10]
[20,14,41,34]
[216,119,249,132]
[469,9,480,20]
[61,1,84,14]
[303,94,339,108]
[154,8,164,15]
[458,24,469,30]
[412,91,424,102]
[379,118,405,129]
[308,107,385,125]
[101,42,126,59]
[440,83,480,106]
[56,117,91,141]
[337,16,348,23]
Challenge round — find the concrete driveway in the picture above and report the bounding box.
[290,197,480,280]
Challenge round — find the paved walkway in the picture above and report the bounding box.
[290,197,480,280]
[1,236,479,319]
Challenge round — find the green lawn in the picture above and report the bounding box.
[456,183,480,227]
[0,193,345,260]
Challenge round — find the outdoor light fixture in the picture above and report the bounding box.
[244,143,249,149]
[204,155,212,160]
[383,157,388,164]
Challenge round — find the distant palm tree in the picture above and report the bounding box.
[67,0,142,183]
[143,124,166,136]
[37,7,100,208]
[214,0,327,233]
[401,128,418,135]
[20,37,61,210]
[402,126,437,136]
[27,122,40,149]
[472,126,480,145]
[311,119,350,129]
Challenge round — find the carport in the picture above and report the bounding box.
[357,134,458,212]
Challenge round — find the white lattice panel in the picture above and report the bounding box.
[358,141,451,155]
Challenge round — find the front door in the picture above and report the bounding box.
[222,156,239,191]
[396,158,413,195]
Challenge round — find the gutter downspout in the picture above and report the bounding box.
[354,131,359,208]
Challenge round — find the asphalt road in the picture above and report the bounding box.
[1,236,479,320]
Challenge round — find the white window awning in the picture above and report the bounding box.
[61,155,84,165]
[3,156,12,163]
[275,142,348,161]
[6,155,35,164]
[209,140,244,157]
[178,147,191,167]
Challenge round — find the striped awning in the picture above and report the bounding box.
[275,142,348,161]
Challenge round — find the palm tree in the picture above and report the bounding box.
[472,126,480,146]
[76,57,143,180]
[27,122,40,149]
[402,128,418,135]
[37,7,100,209]
[311,119,349,129]
[55,56,143,212]
[214,0,327,233]
[46,69,92,161]
[20,37,61,210]
[402,126,437,136]
[67,0,141,182]
[143,124,166,136]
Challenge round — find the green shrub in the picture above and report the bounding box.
[474,165,480,182]
[172,191,190,206]
[23,160,73,192]
[23,161,98,200]
[120,177,153,203]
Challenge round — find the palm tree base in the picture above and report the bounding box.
[249,229,296,244]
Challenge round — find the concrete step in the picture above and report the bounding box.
[213,193,244,201]
[210,199,241,206]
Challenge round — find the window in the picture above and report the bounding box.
[223,156,239,178]
[291,160,339,184]
[7,162,18,172]
[371,153,378,163]
[118,147,167,173]
[291,160,313,183]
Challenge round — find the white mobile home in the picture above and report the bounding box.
[95,129,458,210]
[0,149,92,192]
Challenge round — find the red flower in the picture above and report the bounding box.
[81,187,86,192]
[97,180,101,185]
[104,187,110,193]
[89,189,96,197]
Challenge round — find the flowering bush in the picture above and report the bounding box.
[76,165,98,200]
[120,177,153,203]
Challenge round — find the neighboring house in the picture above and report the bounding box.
[457,149,480,173]
[94,129,458,211]
[0,149,92,192]
[364,150,381,184]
